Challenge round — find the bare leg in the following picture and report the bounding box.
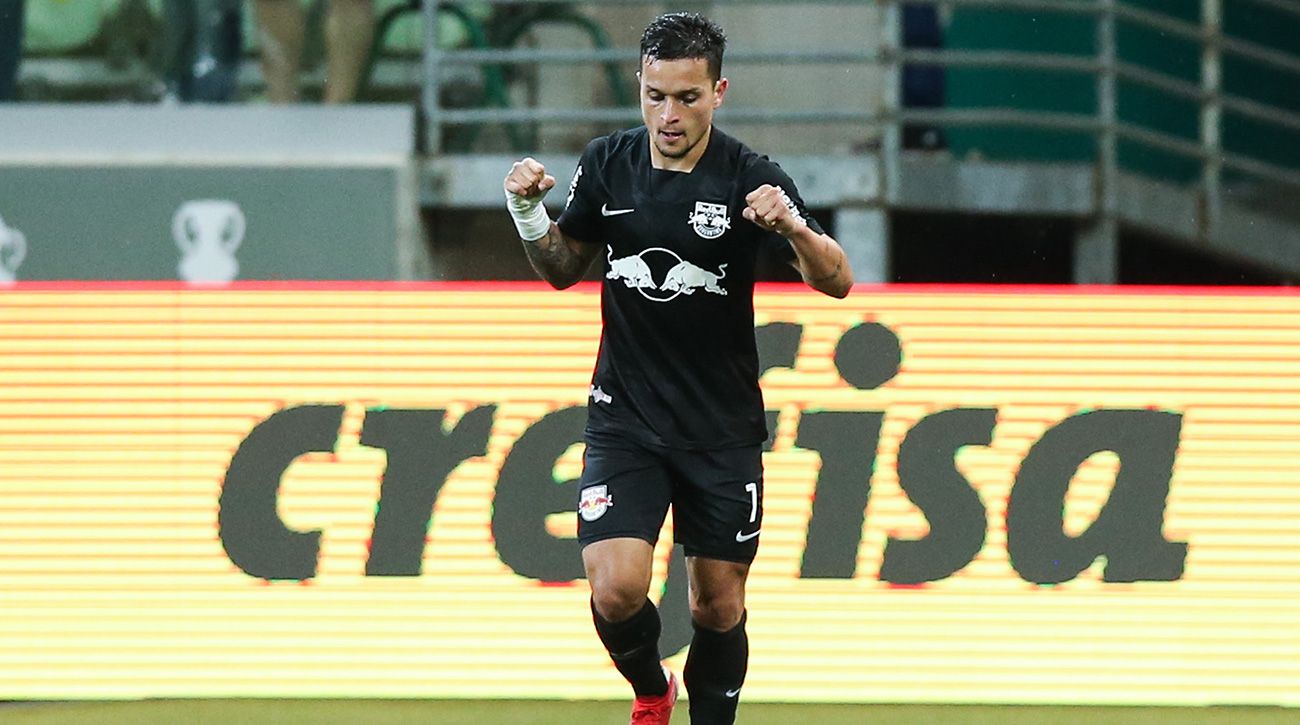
[323,0,374,104]
[685,556,749,631]
[583,537,654,623]
[254,0,306,103]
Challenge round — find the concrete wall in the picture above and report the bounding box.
[523,2,882,155]
[0,105,424,282]
[709,2,881,155]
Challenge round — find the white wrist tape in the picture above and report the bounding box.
[505,189,553,242]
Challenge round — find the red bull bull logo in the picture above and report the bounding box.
[606,247,729,302]
[578,484,614,522]
[606,248,657,290]
[662,259,728,296]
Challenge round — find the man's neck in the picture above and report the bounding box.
[650,125,713,173]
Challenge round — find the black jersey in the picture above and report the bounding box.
[557,125,825,450]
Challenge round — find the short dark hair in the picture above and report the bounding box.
[640,13,727,81]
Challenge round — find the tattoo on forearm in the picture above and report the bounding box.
[809,251,844,285]
[522,227,587,287]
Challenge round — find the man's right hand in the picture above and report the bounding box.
[504,157,557,202]
[505,157,599,288]
[504,158,558,242]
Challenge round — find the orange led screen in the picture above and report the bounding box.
[1,283,1297,705]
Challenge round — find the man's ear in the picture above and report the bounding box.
[714,77,729,107]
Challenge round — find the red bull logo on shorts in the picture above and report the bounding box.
[578,484,614,522]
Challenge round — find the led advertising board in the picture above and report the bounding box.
[1,284,1297,705]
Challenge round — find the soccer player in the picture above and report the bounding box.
[503,12,852,724]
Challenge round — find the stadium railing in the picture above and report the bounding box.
[418,0,1300,283]
[419,0,878,153]
[884,0,1300,281]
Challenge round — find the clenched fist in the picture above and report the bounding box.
[743,184,803,237]
[504,157,558,242]
[504,157,557,201]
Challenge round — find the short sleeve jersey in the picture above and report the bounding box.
[557,125,825,450]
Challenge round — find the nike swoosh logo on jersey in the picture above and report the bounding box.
[601,204,635,216]
[725,688,742,698]
[735,529,760,543]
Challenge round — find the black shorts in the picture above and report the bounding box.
[576,430,764,564]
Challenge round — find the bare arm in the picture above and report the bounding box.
[504,156,601,290]
[521,222,601,290]
[784,225,853,299]
[744,184,854,298]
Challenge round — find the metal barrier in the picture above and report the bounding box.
[420,0,1300,181]
[899,0,1299,278]
[420,0,879,152]
[419,0,1300,282]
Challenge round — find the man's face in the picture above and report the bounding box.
[639,56,727,163]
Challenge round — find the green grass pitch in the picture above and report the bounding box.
[0,701,1296,724]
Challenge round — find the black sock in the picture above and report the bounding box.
[591,598,668,698]
[684,610,748,725]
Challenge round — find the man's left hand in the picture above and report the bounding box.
[743,184,802,237]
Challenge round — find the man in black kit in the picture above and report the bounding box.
[503,12,852,724]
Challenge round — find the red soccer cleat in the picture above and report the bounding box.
[630,666,678,724]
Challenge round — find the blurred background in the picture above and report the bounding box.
[2,0,1298,287]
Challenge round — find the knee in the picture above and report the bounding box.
[689,590,744,632]
[590,582,648,623]
[584,539,655,622]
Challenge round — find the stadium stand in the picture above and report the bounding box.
[4,0,1300,285]
[414,0,1300,285]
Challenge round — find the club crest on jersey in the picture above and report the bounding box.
[579,485,614,522]
[688,201,731,240]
